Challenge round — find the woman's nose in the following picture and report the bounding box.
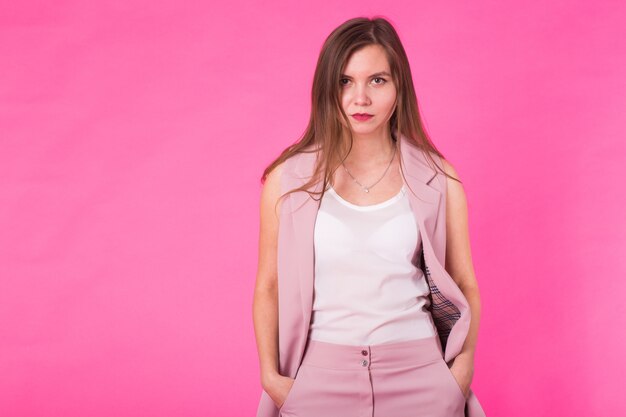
[353,85,371,105]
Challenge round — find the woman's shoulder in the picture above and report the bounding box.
[414,147,455,178]
[265,146,316,189]
[279,144,321,174]
[409,147,460,193]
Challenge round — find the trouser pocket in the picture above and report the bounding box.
[278,365,305,415]
[437,358,466,403]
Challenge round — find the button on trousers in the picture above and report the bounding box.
[278,335,466,417]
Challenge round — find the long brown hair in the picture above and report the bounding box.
[261,16,458,209]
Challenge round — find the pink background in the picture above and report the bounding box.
[1,1,625,416]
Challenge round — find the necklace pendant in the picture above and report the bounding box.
[364,187,369,193]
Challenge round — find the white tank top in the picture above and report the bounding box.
[309,183,437,346]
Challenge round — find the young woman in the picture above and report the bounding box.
[253,17,486,417]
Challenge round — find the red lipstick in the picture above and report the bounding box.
[352,113,373,121]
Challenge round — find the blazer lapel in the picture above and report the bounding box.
[288,149,323,350]
[399,135,471,362]
[398,133,442,254]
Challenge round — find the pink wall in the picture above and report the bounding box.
[1,1,625,416]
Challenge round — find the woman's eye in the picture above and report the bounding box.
[339,78,387,86]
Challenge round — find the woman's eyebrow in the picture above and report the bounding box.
[340,71,391,78]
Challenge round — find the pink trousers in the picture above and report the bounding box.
[278,335,466,417]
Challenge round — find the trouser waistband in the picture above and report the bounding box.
[301,336,444,371]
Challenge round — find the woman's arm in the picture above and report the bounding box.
[441,158,482,396]
[252,162,294,406]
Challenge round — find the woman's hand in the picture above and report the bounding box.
[262,371,296,409]
[448,352,474,398]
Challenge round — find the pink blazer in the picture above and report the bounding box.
[256,134,486,417]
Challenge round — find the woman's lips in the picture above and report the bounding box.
[352,113,373,121]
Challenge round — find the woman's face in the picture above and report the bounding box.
[339,44,397,138]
